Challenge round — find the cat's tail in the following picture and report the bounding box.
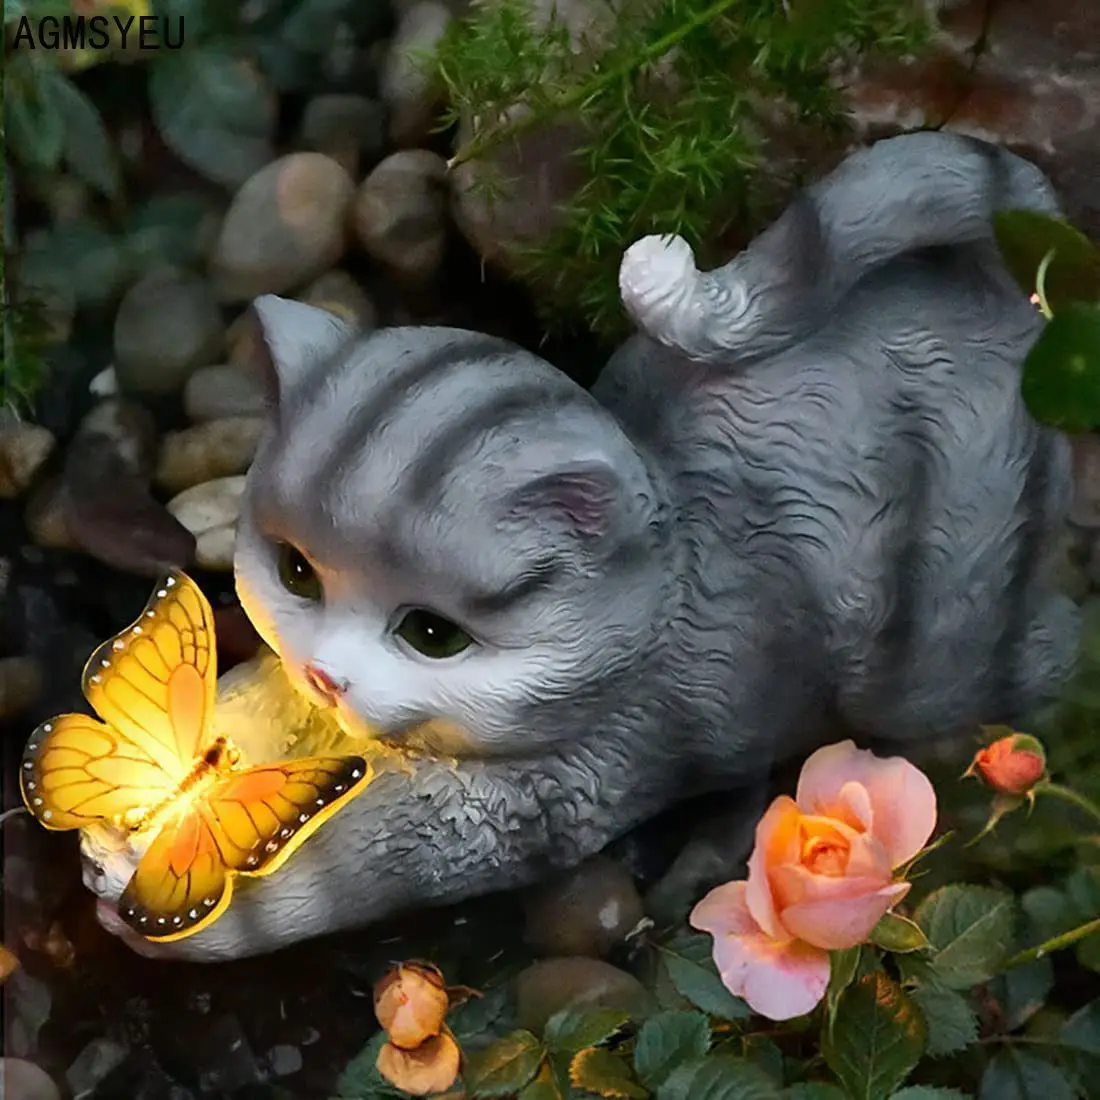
[618,131,1061,365]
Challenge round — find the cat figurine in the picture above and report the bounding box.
[116,131,1079,960]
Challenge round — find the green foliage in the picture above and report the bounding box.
[633,1011,711,1090]
[655,932,752,1020]
[466,1031,545,1096]
[820,972,927,1100]
[992,209,1100,434]
[913,886,1017,989]
[871,914,931,956]
[434,0,931,339]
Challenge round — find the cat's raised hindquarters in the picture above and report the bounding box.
[619,131,1061,364]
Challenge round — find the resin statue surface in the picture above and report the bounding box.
[91,131,1080,960]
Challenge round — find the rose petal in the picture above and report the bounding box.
[780,881,910,950]
[376,1031,461,1097]
[746,796,801,938]
[690,880,756,938]
[796,741,937,866]
[705,884,830,1021]
[769,864,893,910]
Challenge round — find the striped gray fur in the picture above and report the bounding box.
[125,133,1079,961]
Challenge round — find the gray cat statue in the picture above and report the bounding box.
[127,131,1080,960]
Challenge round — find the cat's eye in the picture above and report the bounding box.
[394,609,473,659]
[276,542,322,601]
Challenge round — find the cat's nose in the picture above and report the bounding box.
[304,663,349,703]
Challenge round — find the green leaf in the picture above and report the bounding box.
[908,986,978,1058]
[1021,886,1077,942]
[1062,998,1100,1055]
[544,1007,630,1055]
[740,1036,784,1085]
[989,958,1054,1030]
[332,1032,408,1098]
[978,1050,1076,1100]
[633,1011,711,1090]
[148,46,276,188]
[5,55,67,172]
[890,1090,972,1099]
[658,1055,783,1100]
[992,210,1100,311]
[783,1087,847,1100]
[826,946,862,1034]
[820,972,927,1100]
[872,913,931,955]
[1020,303,1100,433]
[42,69,121,198]
[571,1047,648,1099]
[659,934,752,1020]
[914,885,1017,989]
[465,1030,544,1098]
[519,1061,564,1100]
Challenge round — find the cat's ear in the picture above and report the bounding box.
[503,463,624,539]
[248,295,352,406]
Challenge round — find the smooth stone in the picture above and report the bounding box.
[166,476,247,571]
[183,365,267,422]
[299,94,387,178]
[24,477,77,551]
[0,416,56,499]
[66,1038,128,1098]
[265,1044,303,1077]
[0,656,44,722]
[380,2,452,146]
[523,856,645,959]
[0,1058,61,1100]
[352,150,448,285]
[299,270,378,331]
[155,418,266,495]
[113,268,225,395]
[74,398,159,479]
[514,957,657,1034]
[211,153,356,302]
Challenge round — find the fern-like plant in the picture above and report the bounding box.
[434,0,931,339]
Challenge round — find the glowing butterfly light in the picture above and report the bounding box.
[20,571,373,943]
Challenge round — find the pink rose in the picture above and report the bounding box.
[691,740,937,1021]
[966,731,1047,797]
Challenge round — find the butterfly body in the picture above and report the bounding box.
[20,572,374,943]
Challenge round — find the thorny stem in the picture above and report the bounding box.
[1036,780,1100,827]
[446,0,743,171]
[1002,916,1100,971]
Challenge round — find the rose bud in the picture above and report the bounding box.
[966,730,1047,796]
[374,961,450,1049]
[376,1030,461,1096]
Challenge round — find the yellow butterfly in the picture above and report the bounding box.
[20,571,373,943]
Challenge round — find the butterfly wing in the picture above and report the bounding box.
[208,756,373,878]
[20,713,178,831]
[118,805,232,941]
[83,571,217,775]
[117,756,372,942]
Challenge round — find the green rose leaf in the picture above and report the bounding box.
[821,972,927,1100]
[825,945,862,1032]
[658,1054,783,1100]
[332,1032,407,1098]
[544,1007,630,1055]
[1020,303,1100,433]
[914,885,1017,989]
[633,1010,712,1090]
[908,986,978,1059]
[518,1061,565,1100]
[149,46,276,188]
[992,209,1100,312]
[989,958,1054,1031]
[659,933,752,1020]
[42,68,121,198]
[783,1086,848,1099]
[5,54,67,172]
[465,1030,544,1098]
[1061,999,1100,1086]
[872,913,931,955]
[978,1050,1076,1100]
[890,1089,972,1099]
[570,1047,648,1099]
